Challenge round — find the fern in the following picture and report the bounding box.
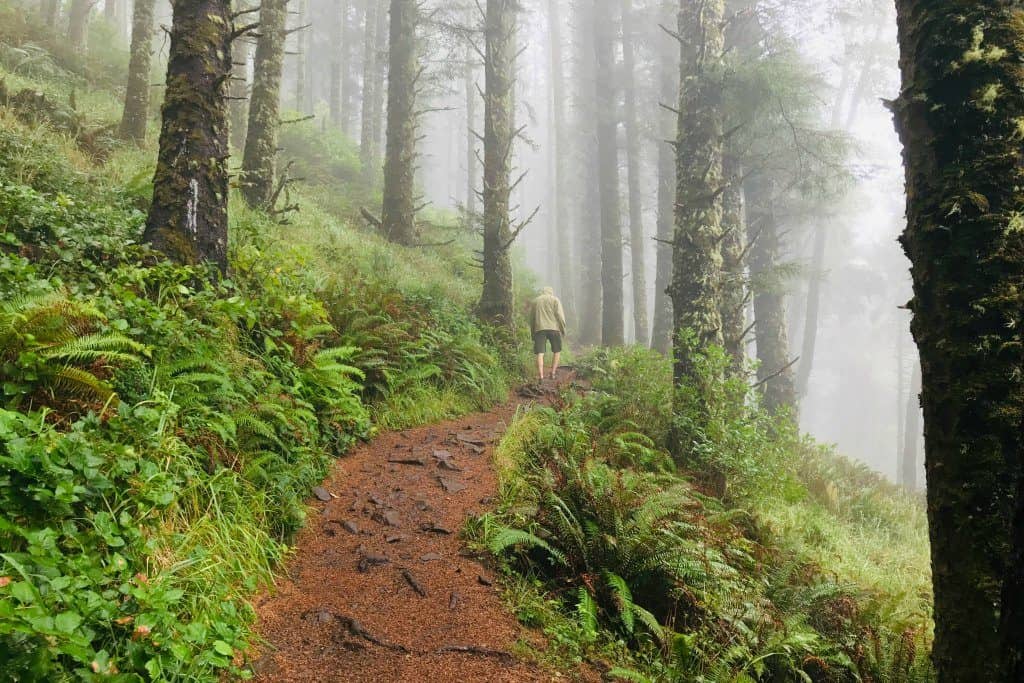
[487,526,566,566]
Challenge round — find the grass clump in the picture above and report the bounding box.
[474,346,934,682]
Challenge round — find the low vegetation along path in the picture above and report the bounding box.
[251,376,574,682]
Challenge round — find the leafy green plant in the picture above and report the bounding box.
[0,291,144,411]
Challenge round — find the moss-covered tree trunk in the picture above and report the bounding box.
[719,153,745,371]
[143,0,232,273]
[671,0,724,385]
[892,3,1024,679]
[574,0,602,347]
[117,0,155,143]
[650,0,677,355]
[381,0,417,246]
[67,0,91,52]
[228,23,250,150]
[547,0,575,328]
[477,0,515,329]
[359,0,379,182]
[594,0,623,346]
[745,172,796,416]
[620,0,646,347]
[240,0,286,209]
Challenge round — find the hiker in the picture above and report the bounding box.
[528,286,566,381]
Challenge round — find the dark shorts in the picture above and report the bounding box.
[532,330,562,354]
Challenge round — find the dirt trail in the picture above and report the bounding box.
[251,376,578,682]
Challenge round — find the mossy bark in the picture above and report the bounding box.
[619,0,647,347]
[477,0,515,329]
[892,3,1024,679]
[671,0,724,384]
[228,22,250,151]
[650,0,677,355]
[594,0,624,346]
[745,172,796,416]
[240,0,286,208]
[294,0,308,113]
[143,0,232,273]
[719,153,745,371]
[118,0,155,143]
[381,0,417,246]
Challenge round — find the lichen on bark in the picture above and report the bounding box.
[892,3,1024,679]
[143,0,233,274]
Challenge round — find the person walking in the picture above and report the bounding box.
[528,286,566,380]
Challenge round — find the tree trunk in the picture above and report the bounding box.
[371,1,387,158]
[892,3,1024,680]
[104,0,117,24]
[240,0,287,208]
[545,0,575,328]
[117,0,155,143]
[359,0,379,181]
[795,222,825,396]
[593,0,623,347]
[900,361,920,491]
[228,25,250,150]
[671,0,724,386]
[650,0,676,355]
[477,0,516,329]
[341,1,361,137]
[619,0,646,347]
[719,153,745,371]
[294,0,308,113]
[143,0,232,273]
[381,0,417,245]
[67,0,91,52]
[574,0,601,346]
[464,33,478,218]
[746,173,796,417]
[42,0,61,28]
[329,0,347,127]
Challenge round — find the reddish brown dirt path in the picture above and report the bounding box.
[251,377,580,682]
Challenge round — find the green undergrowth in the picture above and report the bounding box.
[472,346,933,682]
[0,18,517,680]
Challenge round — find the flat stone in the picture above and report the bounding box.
[448,592,461,610]
[477,574,493,586]
[420,552,442,562]
[421,522,452,535]
[457,433,486,446]
[342,520,359,535]
[438,477,468,494]
[357,552,389,572]
[312,486,332,502]
[372,510,402,527]
[438,459,463,472]
[385,534,406,543]
[387,456,427,466]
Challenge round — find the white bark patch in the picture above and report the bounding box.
[186,178,200,237]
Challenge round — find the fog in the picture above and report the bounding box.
[123,0,920,481]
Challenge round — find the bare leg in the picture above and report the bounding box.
[551,352,560,378]
[536,353,545,380]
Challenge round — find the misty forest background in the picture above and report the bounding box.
[9,0,1019,679]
